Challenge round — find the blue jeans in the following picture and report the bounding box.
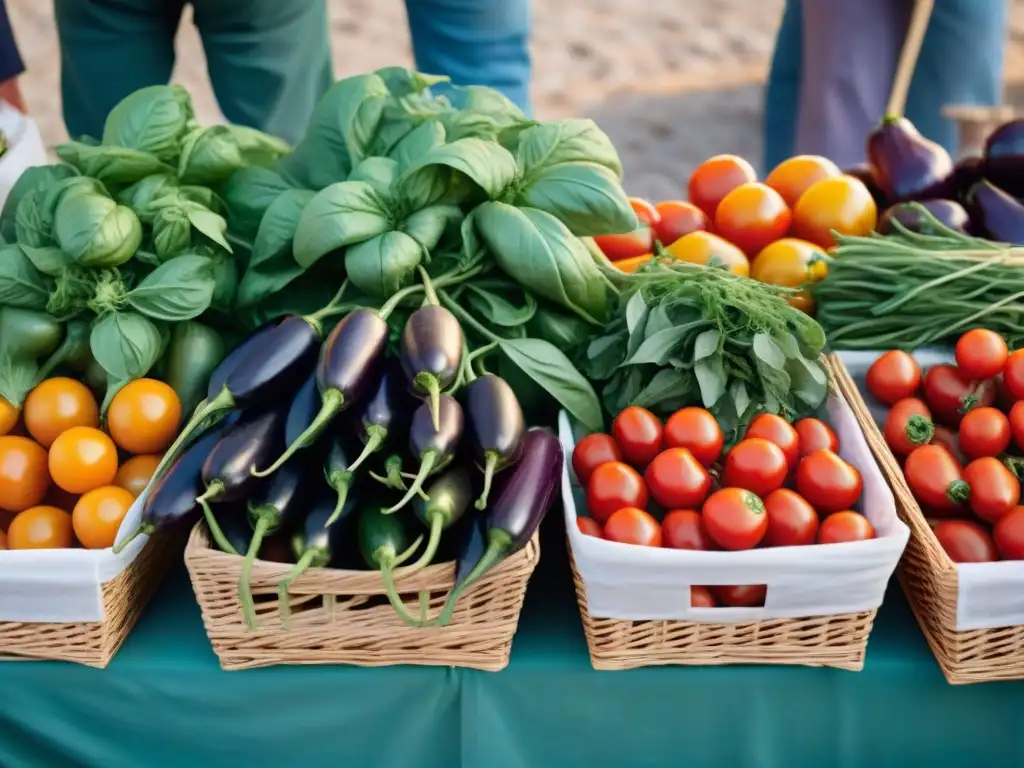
[763,0,1006,171]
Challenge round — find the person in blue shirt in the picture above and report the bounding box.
[54,0,532,144]
[0,0,24,112]
[763,0,1007,170]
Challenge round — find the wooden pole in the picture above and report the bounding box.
[886,0,935,118]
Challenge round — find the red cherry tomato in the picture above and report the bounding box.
[593,229,653,262]
[744,413,800,470]
[1005,350,1024,401]
[644,448,711,509]
[576,517,604,538]
[713,584,767,607]
[661,509,714,550]
[931,425,966,465]
[629,197,660,226]
[702,487,768,550]
[762,488,819,547]
[817,511,875,543]
[611,406,663,467]
[1010,401,1024,450]
[883,397,934,456]
[934,519,998,563]
[586,461,649,524]
[795,449,862,514]
[688,154,757,217]
[722,438,788,497]
[903,444,967,512]
[994,506,1024,560]
[955,329,1008,382]
[653,200,710,245]
[963,457,1020,523]
[866,350,922,405]
[794,417,839,456]
[923,364,995,426]
[604,507,662,547]
[571,433,622,485]
[714,182,792,257]
[663,407,723,467]
[958,407,1011,460]
[690,586,718,608]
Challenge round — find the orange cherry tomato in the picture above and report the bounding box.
[23,377,100,448]
[629,197,660,226]
[663,231,749,277]
[791,175,878,248]
[594,199,656,262]
[576,517,604,538]
[688,154,757,217]
[0,530,6,549]
[750,238,829,313]
[652,200,710,245]
[765,155,842,208]
[614,253,653,274]
[7,505,73,549]
[107,379,182,455]
[114,454,161,498]
[0,436,50,513]
[0,396,19,436]
[73,486,135,549]
[48,426,119,495]
[714,182,792,257]
[603,507,662,547]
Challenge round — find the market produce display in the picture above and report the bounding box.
[864,329,1024,563]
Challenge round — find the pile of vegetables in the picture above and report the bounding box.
[571,404,871,608]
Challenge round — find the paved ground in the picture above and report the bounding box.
[10,0,1024,201]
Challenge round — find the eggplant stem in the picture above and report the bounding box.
[347,426,386,474]
[395,533,426,567]
[240,515,273,630]
[384,451,437,514]
[475,452,500,510]
[415,372,442,431]
[417,266,440,306]
[197,483,237,555]
[439,292,501,343]
[152,386,234,482]
[419,591,430,623]
[380,561,429,626]
[380,284,425,319]
[370,469,405,490]
[423,534,509,628]
[397,516,443,575]
[253,389,344,477]
[325,474,352,526]
[112,522,154,555]
[278,548,318,628]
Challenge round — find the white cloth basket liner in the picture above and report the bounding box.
[559,381,910,623]
[840,349,1024,632]
[0,104,47,208]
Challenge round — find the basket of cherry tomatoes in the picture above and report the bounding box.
[0,376,183,667]
[558,359,908,671]
[834,331,1024,684]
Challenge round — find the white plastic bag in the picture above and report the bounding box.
[0,103,47,210]
[559,385,909,623]
[839,349,1024,632]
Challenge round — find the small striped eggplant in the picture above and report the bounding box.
[400,305,463,431]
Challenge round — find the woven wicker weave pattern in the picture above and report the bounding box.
[0,534,178,667]
[184,523,540,671]
[830,353,1024,684]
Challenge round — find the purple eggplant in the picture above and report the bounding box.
[285,374,320,446]
[384,395,464,514]
[878,199,970,235]
[255,308,389,477]
[867,116,953,203]
[842,164,888,210]
[345,361,415,475]
[968,180,1024,244]
[400,305,463,431]
[204,322,279,405]
[983,119,1024,197]
[219,505,294,562]
[950,155,985,206]
[462,373,525,509]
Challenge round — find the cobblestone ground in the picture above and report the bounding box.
[10,0,1024,200]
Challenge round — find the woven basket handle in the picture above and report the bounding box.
[886,0,935,118]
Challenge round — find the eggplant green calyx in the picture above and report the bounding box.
[151,386,235,482]
[277,548,330,628]
[347,425,387,474]
[475,452,500,510]
[196,481,237,555]
[240,513,275,629]
[384,450,438,514]
[111,522,155,555]
[253,389,344,478]
[421,529,513,628]
[325,471,353,526]
[415,372,442,431]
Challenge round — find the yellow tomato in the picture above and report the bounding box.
[751,239,829,314]
[48,426,118,495]
[765,155,842,208]
[615,254,653,273]
[791,175,877,248]
[114,454,161,498]
[663,231,750,277]
[73,486,134,550]
[0,397,18,436]
[7,506,73,549]
[107,379,182,455]
[0,436,51,513]
[23,377,100,448]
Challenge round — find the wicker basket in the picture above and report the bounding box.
[0,534,178,667]
[831,352,1024,684]
[184,522,540,671]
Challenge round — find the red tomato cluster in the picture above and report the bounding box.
[572,406,874,608]
[868,329,1024,563]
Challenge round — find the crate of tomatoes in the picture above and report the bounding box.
[559,359,909,671]
[0,377,183,667]
[835,331,1024,684]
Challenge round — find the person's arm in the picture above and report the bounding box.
[0,0,24,111]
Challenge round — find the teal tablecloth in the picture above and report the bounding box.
[1,516,1023,768]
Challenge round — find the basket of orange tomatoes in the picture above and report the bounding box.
[0,376,183,666]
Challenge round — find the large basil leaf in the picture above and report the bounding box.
[55,191,142,267]
[178,126,245,185]
[89,311,164,382]
[0,244,50,310]
[227,125,290,167]
[345,230,422,297]
[55,142,170,188]
[440,85,534,142]
[187,208,232,252]
[376,67,449,98]
[220,166,292,239]
[527,304,592,350]
[388,119,445,173]
[0,164,78,242]
[515,119,624,179]
[22,246,74,276]
[101,84,195,162]
[278,73,390,189]
[402,205,462,255]
[125,254,215,321]
[14,189,55,249]
[371,93,449,157]
[152,207,191,261]
[399,138,516,203]
[463,283,536,328]
[117,173,179,223]
[237,189,315,308]
[347,157,399,195]
[475,202,609,324]
[516,161,637,236]
[292,181,393,268]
